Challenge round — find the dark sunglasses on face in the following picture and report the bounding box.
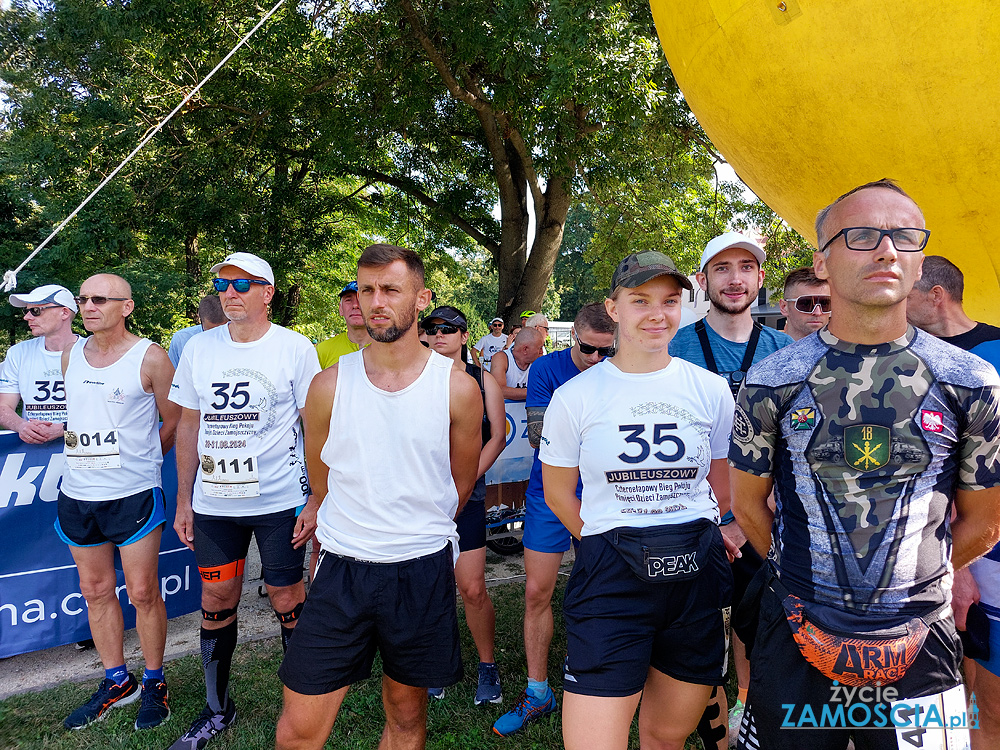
[424,323,461,335]
[577,339,615,357]
[212,278,269,293]
[24,305,59,317]
[787,295,832,314]
[74,295,129,306]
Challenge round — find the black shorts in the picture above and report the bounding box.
[278,545,462,695]
[55,488,165,547]
[456,477,486,552]
[737,582,964,750]
[194,507,305,588]
[562,521,733,697]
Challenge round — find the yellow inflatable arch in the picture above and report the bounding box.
[650,1,1000,323]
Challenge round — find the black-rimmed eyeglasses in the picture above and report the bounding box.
[820,227,930,254]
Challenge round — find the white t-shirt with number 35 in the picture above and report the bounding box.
[170,323,321,517]
[539,357,734,537]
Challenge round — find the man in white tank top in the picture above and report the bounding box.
[167,252,320,750]
[489,326,544,400]
[275,244,483,750]
[0,284,79,442]
[58,274,179,731]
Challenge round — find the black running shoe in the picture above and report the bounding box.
[134,679,170,730]
[167,701,237,750]
[64,673,140,730]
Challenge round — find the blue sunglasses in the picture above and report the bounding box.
[212,278,269,293]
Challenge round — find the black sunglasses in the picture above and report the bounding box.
[820,226,930,254]
[74,295,129,306]
[577,340,615,357]
[786,295,832,314]
[24,305,60,317]
[424,323,461,335]
[212,278,269,293]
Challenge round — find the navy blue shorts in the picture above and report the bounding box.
[56,488,165,547]
[194,507,305,588]
[278,545,462,695]
[456,477,486,552]
[562,521,733,697]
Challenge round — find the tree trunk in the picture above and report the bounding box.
[493,141,530,324]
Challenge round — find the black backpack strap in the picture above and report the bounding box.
[695,318,719,374]
[740,321,764,374]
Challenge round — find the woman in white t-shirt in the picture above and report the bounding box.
[539,251,739,750]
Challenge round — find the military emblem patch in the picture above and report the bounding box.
[732,406,753,444]
[790,407,816,431]
[920,410,944,433]
[844,425,890,471]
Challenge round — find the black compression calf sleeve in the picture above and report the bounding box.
[201,619,238,714]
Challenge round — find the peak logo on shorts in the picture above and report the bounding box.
[647,552,698,578]
[920,410,944,433]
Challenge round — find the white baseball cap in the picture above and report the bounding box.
[9,284,78,313]
[699,232,766,272]
[489,317,504,324]
[209,252,275,285]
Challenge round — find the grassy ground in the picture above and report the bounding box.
[0,580,728,749]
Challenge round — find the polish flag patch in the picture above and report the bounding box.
[920,410,944,433]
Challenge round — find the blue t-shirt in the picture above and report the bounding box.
[669,319,793,378]
[526,347,585,500]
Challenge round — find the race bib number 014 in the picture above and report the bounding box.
[65,429,121,470]
[201,454,260,498]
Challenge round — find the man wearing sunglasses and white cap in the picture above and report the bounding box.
[58,273,179,731]
[471,317,507,371]
[779,267,832,341]
[168,252,320,750]
[0,284,79,443]
[669,232,793,748]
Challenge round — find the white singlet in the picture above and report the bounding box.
[501,352,531,389]
[0,335,76,423]
[169,322,320,517]
[61,338,161,501]
[314,349,459,563]
[540,356,734,536]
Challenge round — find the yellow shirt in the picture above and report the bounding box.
[316,332,362,369]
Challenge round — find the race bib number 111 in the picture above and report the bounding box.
[201,454,261,498]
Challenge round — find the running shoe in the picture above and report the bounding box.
[728,698,745,748]
[427,687,445,700]
[492,687,556,736]
[167,701,237,750]
[134,679,170,730]
[475,662,502,706]
[64,673,140,729]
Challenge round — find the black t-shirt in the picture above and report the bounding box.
[938,322,1000,351]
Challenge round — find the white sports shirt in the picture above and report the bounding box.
[169,322,321,516]
[540,356,734,536]
[473,332,507,370]
[0,335,75,423]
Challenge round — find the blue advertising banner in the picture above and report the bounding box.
[484,400,533,485]
[0,432,200,658]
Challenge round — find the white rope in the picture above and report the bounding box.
[1,0,288,293]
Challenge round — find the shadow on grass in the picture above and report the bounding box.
[0,579,722,749]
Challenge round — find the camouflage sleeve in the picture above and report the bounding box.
[955,384,1000,490]
[728,383,781,477]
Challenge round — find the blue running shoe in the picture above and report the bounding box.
[492,687,556,736]
[64,673,139,730]
[475,663,502,706]
[427,687,445,700]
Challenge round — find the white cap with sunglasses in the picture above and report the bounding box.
[209,252,275,285]
[9,284,78,313]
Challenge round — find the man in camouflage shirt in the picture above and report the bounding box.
[730,179,1000,750]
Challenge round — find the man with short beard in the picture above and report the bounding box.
[275,244,483,750]
[669,235,792,748]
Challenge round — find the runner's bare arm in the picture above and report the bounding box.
[0,392,50,443]
[730,467,774,559]
[477,372,506,478]
[471,345,483,368]
[707,458,743,561]
[542,463,583,539]
[294,367,337,549]
[173,406,201,551]
[951,486,1000,570]
[489,350,527,401]
[142,343,180,455]
[449,367,484,517]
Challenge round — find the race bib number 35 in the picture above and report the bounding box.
[201,454,260,498]
[65,429,121,470]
